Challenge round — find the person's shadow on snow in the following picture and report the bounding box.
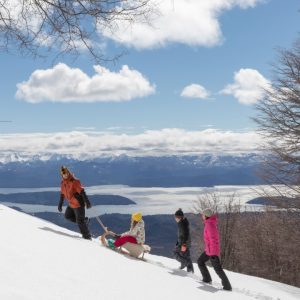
[167,269,219,293]
[39,227,81,239]
[197,284,219,293]
[168,269,190,277]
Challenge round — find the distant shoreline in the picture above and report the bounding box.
[0,191,135,206]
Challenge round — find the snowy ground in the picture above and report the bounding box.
[0,184,285,216]
[0,204,299,300]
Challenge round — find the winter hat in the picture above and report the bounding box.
[132,212,142,222]
[202,208,214,218]
[175,208,184,218]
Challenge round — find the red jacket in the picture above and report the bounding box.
[203,214,220,256]
[60,174,83,208]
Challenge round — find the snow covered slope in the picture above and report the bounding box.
[0,205,299,300]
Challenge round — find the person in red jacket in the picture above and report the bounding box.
[58,166,92,240]
[197,208,232,291]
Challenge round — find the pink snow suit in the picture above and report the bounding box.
[203,215,220,256]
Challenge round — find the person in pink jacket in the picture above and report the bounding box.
[197,208,232,291]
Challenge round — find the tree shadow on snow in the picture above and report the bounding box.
[39,226,81,239]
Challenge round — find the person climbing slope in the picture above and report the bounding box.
[197,208,232,291]
[173,208,194,273]
[58,166,92,240]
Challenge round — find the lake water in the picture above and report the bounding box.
[0,184,279,216]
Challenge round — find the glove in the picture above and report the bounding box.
[58,194,64,212]
[85,198,92,209]
[181,244,187,252]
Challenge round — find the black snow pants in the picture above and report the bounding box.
[197,251,232,290]
[65,206,91,239]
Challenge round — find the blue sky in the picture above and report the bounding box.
[0,0,299,158]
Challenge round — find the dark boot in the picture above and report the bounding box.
[202,280,212,284]
[187,263,194,273]
[179,262,186,270]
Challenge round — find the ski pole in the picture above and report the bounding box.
[95,216,108,233]
[95,216,119,237]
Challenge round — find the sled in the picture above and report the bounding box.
[99,231,151,259]
[122,241,151,259]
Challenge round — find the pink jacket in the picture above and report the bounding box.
[203,215,220,256]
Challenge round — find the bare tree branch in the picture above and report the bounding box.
[0,0,153,62]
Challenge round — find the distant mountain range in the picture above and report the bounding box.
[0,153,265,187]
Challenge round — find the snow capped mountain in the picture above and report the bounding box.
[0,204,299,300]
[0,152,77,164]
[0,154,264,188]
[0,152,263,166]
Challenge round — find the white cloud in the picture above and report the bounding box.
[221,68,270,105]
[73,127,97,131]
[181,84,210,99]
[0,129,262,162]
[99,0,264,49]
[107,126,136,132]
[16,63,155,103]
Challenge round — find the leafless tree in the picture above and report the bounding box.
[237,209,300,287]
[254,38,300,209]
[0,0,154,62]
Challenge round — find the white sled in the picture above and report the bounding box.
[99,231,151,259]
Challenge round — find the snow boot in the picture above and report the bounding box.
[83,234,92,240]
[187,263,194,273]
[179,262,187,270]
[202,279,212,284]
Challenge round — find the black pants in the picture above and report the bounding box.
[174,246,194,271]
[197,252,232,290]
[65,206,91,239]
